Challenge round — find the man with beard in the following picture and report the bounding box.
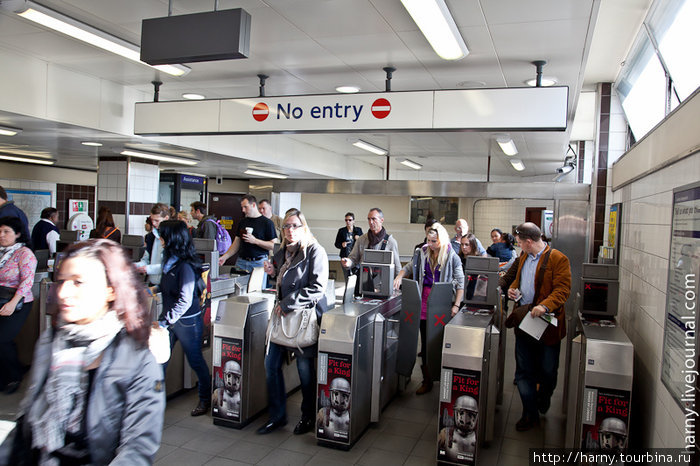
[213,360,242,418]
[317,377,351,440]
[438,395,478,460]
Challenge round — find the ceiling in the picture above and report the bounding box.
[0,0,652,181]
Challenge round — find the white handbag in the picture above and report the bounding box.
[267,307,319,354]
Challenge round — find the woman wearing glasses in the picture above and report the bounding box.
[393,222,464,395]
[259,209,329,435]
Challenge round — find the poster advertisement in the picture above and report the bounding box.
[581,386,631,454]
[212,337,243,422]
[437,368,480,465]
[661,182,700,411]
[317,352,352,443]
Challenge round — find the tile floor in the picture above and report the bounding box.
[0,330,567,465]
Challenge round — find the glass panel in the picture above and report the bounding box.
[409,196,459,225]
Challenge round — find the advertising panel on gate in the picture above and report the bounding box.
[317,352,352,444]
[438,367,481,465]
[580,386,631,453]
[212,337,243,422]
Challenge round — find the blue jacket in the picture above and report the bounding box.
[31,219,59,251]
[0,201,30,239]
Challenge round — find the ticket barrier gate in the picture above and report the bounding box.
[565,316,633,451]
[437,308,499,466]
[316,294,403,449]
[462,256,505,405]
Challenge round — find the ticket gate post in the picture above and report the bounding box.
[437,308,499,466]
[565,317,633,451]
[211,295,273,427]
[316,294,402,449]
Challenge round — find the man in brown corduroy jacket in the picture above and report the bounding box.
[503,222,571,432]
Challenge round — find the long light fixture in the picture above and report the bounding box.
[496,135,518,156]
[0,125,22,136]
[244,169,288,179]
[12,1,190,77]
[510,158,525,171]
[400,0,468,60]
[400,159,423,170]
[352,139,388,156]
[0,153,54,165]
[121,149,197,166]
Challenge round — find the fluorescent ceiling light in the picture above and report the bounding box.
[510,158,525,171]
[121,149,197,166]
[400,0,468,60]
[14,2,190,77]
[182,93,205,100]
[81,141,102,147]
[496,135,518,156]
[525,77,557,87]
[0,154,54,165]
[336,86,360,93]
[400,159,423,170]
[0,125,22,136]
[352,139,388,156]
[244,169,288,179]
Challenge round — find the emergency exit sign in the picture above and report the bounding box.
[69,199,89,215]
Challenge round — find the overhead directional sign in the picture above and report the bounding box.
[134,87,568,136]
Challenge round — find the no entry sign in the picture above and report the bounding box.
[252,102,269,121]
[371,98,391,119]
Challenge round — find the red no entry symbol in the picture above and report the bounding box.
[404,312,413,324]
[252,102,269,121]
[434,314,446,327]
[585,284,591,290]
[371,98,391,119]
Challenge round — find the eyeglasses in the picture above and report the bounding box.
[345,218,353,222]
[282,224,303,230]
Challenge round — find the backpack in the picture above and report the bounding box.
[206,219,232,256]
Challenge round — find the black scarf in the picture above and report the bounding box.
[367,227,387,247]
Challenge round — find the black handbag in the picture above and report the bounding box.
[0,285,23,310]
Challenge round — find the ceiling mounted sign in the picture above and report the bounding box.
[134,87,568,136]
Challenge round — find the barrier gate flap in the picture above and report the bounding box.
[397,279,420,376]
[427,283,454,381]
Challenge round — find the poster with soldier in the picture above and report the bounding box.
[581,386,630,454]
[212,337,243,422]
[438,368,480,465]
[317,352,352,443]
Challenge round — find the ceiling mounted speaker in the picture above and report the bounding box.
[141,8,251,65]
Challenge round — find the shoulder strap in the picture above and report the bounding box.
[379,232,390,250]
[533,248,552,305]
[104,227,117,239]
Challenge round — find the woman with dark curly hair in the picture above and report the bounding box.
[157,220,211,417]
[8,239,164,465]
[0,216,37,394]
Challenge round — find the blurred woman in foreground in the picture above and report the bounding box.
[9,239,164,465]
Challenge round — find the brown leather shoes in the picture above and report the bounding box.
[191,400,211,417]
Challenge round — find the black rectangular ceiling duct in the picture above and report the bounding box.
[140,8,250,65]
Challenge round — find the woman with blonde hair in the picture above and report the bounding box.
[259,208,329,435]
[393,222,464,394]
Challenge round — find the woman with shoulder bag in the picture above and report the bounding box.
[393,223,464,395]
[7,239,164,465]
[0,216,37,394]
[89,206,121,243]
[259,208,329,435]
[156,220,211,417]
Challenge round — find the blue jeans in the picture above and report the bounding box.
[265,341,316,422]
[164,315,211,403]
[514,332,561,421]
[236,256,266,273]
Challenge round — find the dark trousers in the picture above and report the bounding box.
[265,342,316,422]
[514,332,561,421]
[164,315,211,403]
[419,319,427,367]
[0,301,31,387]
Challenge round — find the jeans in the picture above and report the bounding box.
[514,332,561,421]
[236,257,266,273]
[164,315,211,403]
[265,341,316,422]
[0,301,31,387]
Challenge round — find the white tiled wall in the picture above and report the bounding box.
[97,161,127,201]
[128,162,159,204]
[473,199,554,245]
[612,152,700,448]
[128,214,149,236]
[603,92,628,248]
